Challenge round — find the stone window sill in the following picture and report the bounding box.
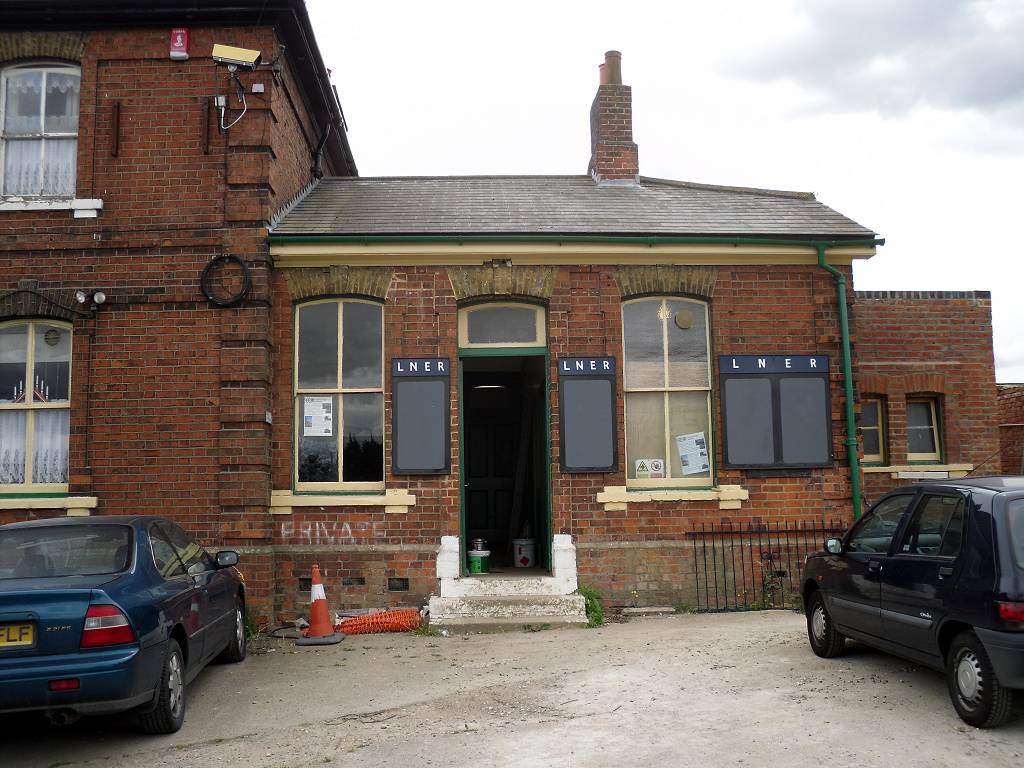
[0,197,103,218]
[270,489,415,515]
[0,496,98,516]
[597,485,749,511]
[862,463,973,480]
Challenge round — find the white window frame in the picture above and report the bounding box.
[861,395,887,465]
[457,301,546,349]
[906,396,942,463]
[0,62,81,199]
[0,319,72,493]
[622,296,713,488]
[293,298,385,492]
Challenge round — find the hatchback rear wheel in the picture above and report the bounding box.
[806,591,845,658]
[947,630,1013,728]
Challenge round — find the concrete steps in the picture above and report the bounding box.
[427,594,588,631]
[428,535,587,630]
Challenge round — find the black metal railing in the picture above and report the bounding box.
[687,519,847,612]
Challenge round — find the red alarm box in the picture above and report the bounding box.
[169,28,189,60]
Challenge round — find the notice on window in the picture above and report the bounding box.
[303,396,333,437]
[675,432,710,475]
[634,458,665,479]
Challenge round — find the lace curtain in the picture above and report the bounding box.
[33,409,69,484]
[0,411,26,484]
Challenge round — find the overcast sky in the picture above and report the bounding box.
[306,0,1024,382]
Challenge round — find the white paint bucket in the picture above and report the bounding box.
[513,538,536,568]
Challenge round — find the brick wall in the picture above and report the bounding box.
[998,384,1024,475]
[854,291,999,501]
[268,262,856,611]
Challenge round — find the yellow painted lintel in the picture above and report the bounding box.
[270,242,874,268]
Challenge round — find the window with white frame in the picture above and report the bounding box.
[622,297,712,485]
[1,63,81,197]
[907,396,942,462]
[294,299,384,490]
[861,395,887,464]
[0,321,72,490]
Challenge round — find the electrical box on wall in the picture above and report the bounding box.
[169,28,189,60]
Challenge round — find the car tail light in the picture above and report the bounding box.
[80,604,135,648]
[48,678,80,692]
[997,602,1024,623]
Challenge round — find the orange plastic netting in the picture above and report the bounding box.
[336,609,422,635]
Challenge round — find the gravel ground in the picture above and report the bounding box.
[5,610,1024,767]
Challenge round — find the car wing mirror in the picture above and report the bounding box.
[825,538,843,555]
[215,550,240,568]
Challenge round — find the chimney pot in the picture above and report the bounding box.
[604,50,622,84]
[598,62,609,85]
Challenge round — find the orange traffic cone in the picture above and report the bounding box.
[296,564,342,646]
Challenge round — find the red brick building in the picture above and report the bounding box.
[0,1,354,619]
[853,291,1000,503]
[0,6,1002,624]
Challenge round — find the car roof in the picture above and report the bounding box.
[0,515,158,530]
[886,476,1024,495]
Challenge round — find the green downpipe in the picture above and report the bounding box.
[815,244,863,519]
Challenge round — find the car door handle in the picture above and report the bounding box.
[868,561,883,573]
[938,566,954,578]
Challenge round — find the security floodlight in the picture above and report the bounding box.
[212,44,262,70]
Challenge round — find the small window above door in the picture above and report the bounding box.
[458,303,546,348]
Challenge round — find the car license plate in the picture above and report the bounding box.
[0,623,34,648]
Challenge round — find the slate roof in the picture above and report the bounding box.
[272,175,875,239]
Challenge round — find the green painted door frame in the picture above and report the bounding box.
[457,346,552,576]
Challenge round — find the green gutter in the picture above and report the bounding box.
[815,244,867,520]
[271,231,883,521]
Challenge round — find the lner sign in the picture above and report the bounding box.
[721,355,829,374]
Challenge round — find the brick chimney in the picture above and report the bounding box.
[588,50,639,185]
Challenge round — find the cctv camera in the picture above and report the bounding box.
[212,44,262,70]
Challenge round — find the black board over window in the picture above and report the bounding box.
[558,357,617,472]
[719,355,832,469]
[392,358,450,474]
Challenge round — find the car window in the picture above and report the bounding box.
[898,494,965,557]
[848,494,913,554]
[1008,499,1024,569]
[149,525,187,578]
[157,521,214,576]
[0,525,133,578]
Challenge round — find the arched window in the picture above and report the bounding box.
[1,63,81,197]
[294,299,384,490]
[622,297,712,485]
[0,320,72,489]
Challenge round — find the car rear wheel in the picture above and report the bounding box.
[947,631,1013,728]
[217,597,247,664]
[806,591,845,658]
[139,638,185,734]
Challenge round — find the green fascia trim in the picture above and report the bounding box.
[0,492,70,499]
[458,347,547,357]
[271,233,885,249]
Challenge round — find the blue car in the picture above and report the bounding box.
[0,516,246,733]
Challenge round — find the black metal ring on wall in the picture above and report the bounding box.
[200,254,251,307]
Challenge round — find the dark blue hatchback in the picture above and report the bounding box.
[802,477,1024,728]
[0,516,246,733]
